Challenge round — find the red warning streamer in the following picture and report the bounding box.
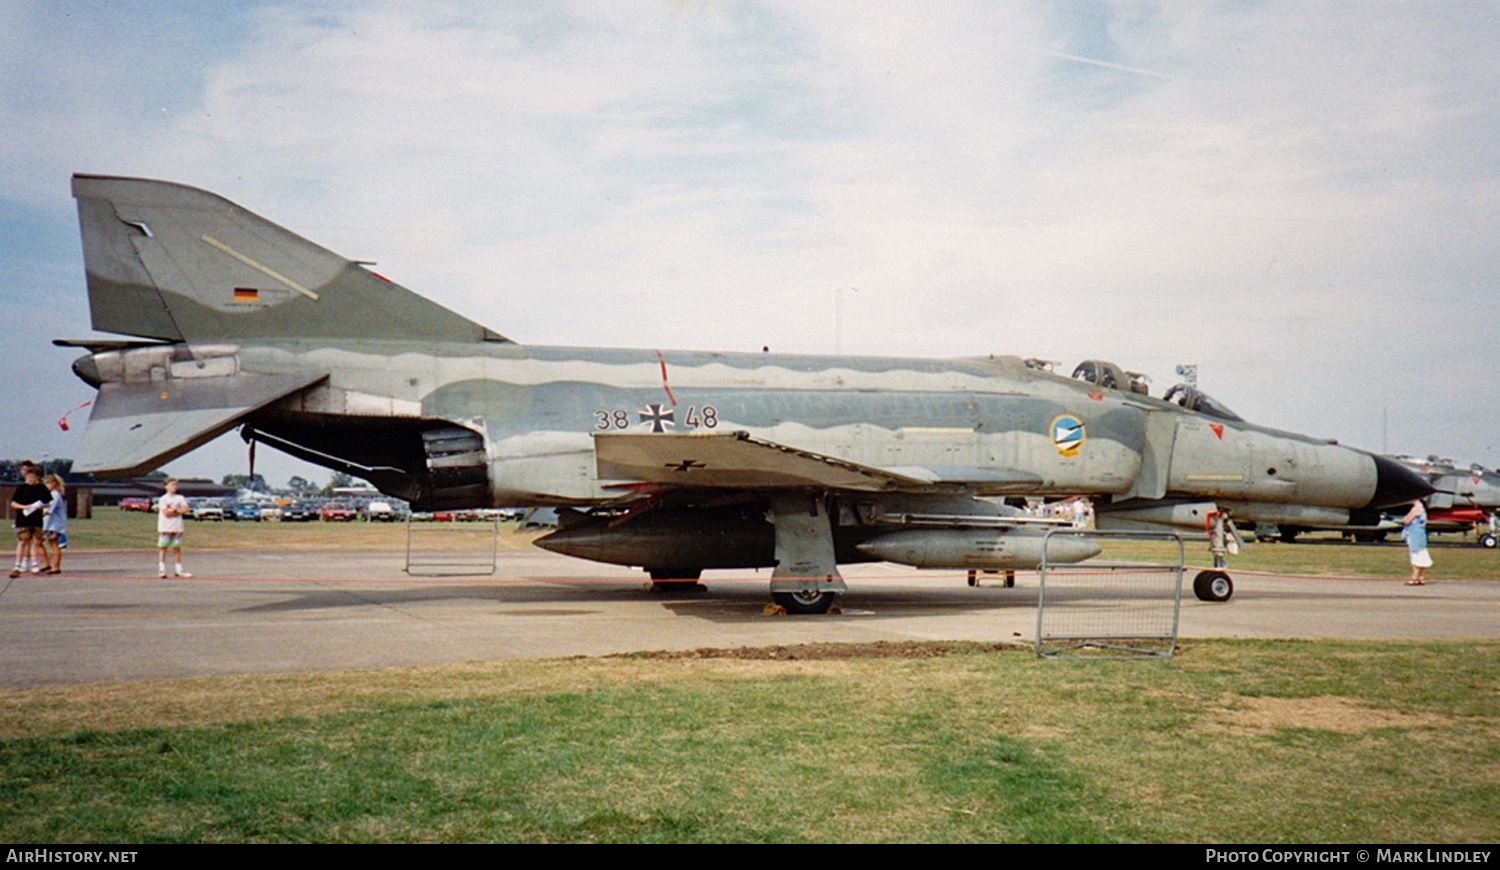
[654,349,677,406]
[57,400,92,432]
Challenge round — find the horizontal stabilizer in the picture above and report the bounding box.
[75,371,327,476]
[595,431,931,491]
[53,338,171,353]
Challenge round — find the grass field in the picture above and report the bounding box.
[12,510,1494,842]
[0,640,1494,843]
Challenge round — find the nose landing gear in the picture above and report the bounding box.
[1195,511,1239,602]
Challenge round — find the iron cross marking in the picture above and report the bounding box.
[667,459,705,473]
[639,403,675,433]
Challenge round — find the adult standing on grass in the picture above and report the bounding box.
[1401,499,1431,586]
[156,478,193,579]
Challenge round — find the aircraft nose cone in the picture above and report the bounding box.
[1367,454,1435,509]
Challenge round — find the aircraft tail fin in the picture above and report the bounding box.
[72,174,508,344]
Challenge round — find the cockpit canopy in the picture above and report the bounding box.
[1068,359,1241,420]
[1162,383,1242,421]
[1070,359,1150,395]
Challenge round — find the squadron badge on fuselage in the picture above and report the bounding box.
[1050,414,1086,457]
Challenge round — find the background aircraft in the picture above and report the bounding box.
[1417,458,1500,548]
[62,175,1431,611]
[1267,455,1499,547]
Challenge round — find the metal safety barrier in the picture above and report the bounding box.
[404,514,500,577]
[1035,529,1183,659]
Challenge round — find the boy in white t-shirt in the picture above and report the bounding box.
[156,478,193,578]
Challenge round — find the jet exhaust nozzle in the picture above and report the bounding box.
[71,353,101,388]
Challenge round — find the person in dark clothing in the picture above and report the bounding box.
[9,461,48,577]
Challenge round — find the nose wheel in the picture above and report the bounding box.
[1192,570,1234,602]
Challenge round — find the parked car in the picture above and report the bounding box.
[320,501,355,522]
[119,497,151,512]
[230,502,262,522]
[190,499,224,521]
[282,500,321,522]
[366,500,398,522]
[259,504,284,522]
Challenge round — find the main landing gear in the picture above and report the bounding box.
[766,494,846,615]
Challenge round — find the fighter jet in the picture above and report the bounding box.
[1413,458,1500,548]
[60,175,1431,611]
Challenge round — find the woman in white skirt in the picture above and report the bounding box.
[1401,500,1432,586]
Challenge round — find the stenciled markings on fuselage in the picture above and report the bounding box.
[593,405,720,433]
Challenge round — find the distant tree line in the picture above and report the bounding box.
[0,458,95,483]
[220,471,360,496]
[1,459,356,495]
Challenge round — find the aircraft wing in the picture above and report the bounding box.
[594,431,935,491]
[75,371,328,476]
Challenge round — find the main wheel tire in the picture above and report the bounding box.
[1480,533,1497,550]
[771,589,837,615]
[1193,570,1233,602]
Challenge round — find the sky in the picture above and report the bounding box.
[2,0,1497,488]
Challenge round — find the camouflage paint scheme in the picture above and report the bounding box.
[62,175,1431,610]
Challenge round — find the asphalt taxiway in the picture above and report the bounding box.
[0,548,1495,687]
